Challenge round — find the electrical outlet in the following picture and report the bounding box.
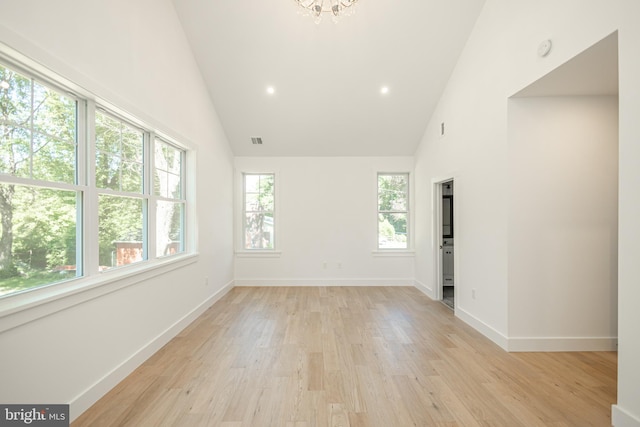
[338,262,342,269]
[323,262,327,269]
[205,276,209,286]
[472,289,476,299]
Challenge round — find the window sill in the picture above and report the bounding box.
[372,250,415,257]
[235,250,282,258]
[0,253,198,334]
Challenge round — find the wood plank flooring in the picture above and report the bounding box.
[72,287,617,427]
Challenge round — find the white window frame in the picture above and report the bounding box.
[235,170,280,257]
[93,108,149,271]
[152,137,187,259]
[0,42,196,330]
[376,172,413,253]
[242,173,275,250]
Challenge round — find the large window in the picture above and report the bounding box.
[0,63,81,294]
[0,57,189,298]
[243,173,274,250]
[377,173,409,249]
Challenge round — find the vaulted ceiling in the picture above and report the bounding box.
[172,0,486,156]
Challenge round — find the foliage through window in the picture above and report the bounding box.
[96,111,145,271]
[0,63,80,295]
[243,173,274,250]
[0,57,189,298]
[95,111,144,193]
[154,139,184,257]
[378,173,409,249]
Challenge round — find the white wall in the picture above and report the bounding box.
[0,0,234,421]
[414,0,512,345]
[617,10,640,424]
[234,157,415,286]
[414,1,640,424]
[507,96,618,350]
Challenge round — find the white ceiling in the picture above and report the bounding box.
[172,0,486,156]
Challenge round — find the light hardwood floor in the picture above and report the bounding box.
[73,287,617,427]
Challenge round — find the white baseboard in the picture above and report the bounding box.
[234,278,415,287]
[69,280,234,422]
[613,405,640,427]
[508,336,618,352]
[455,307,509,350]
[413,279,435,299]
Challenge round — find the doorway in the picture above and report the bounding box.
[438,180,455,310]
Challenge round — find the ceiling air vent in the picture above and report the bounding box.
[251,137,263,145]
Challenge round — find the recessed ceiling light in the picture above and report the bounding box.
[266,86,275,95]
[380,86,389,95]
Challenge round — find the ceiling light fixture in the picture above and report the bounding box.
[294,0,359,24]
[380,86,389,95]
[266,86,275,95]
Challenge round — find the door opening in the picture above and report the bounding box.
[438,180,454,310]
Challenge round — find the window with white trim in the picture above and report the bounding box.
[377,173,409,249]
[243,173,275,250]
[95,110,146,270]
[0,55,190,298]
[154,138,185,257]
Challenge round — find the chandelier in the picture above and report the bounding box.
[294,0,360,23]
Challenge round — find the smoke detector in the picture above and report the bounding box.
[538,39,552,57]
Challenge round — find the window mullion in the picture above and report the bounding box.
[180,149,186,253]
[76,99,87,187]
[84,99,99,276]
[29,77,34,179]
[146,132,155,260]
[75,99,86,278]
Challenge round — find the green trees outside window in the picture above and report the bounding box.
[154,139,184,257]
[0,59,187,298]
[0,63,79,295]
[378,173,409,249]
[243,173,274,250]
[96,111,146,270]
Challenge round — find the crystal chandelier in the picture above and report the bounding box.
[294,0,360,23]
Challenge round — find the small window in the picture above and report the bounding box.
[377,173,409,249]
[243,173,275,250]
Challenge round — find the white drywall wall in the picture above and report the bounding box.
[414,0,640,423]
[0,0,234,420]
[507,95,618,347]
[234,157,415,286]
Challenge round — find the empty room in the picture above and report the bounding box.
[0,1,639,426]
